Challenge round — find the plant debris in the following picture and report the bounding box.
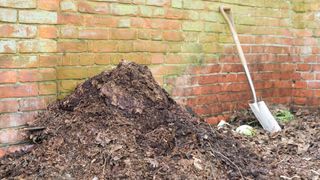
[0,62,319,179]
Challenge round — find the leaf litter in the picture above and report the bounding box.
[0,62,319,179]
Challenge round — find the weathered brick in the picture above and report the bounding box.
[79,28,109,39]
[118,19,131,28]
[18,68,56,82]
[79,54,95,65]
[183,0,204,9]
[118,41,133,52]
[60,0,77,11]
[153,7,165,17]
[0,99,19,113]
[110,4,138,15]
[78,1,108,14]
[151,53,164,64]
[139,6,153,17]
[84,16,117,27]
[0,24,37,38]
[0,70,17,83]
[61,54,79,66]
[19,40,57,53]
[57,67,88,79]
[88,41,118,52]
[87,66,109,77]
[60,26,78,38]
[19,97,52,111]
[163,31,183,41]
[58,80,82,92]
[39,55,60,67]
[38,0,60,11]
[181,43,202,53]
[171,0,182,8]
[0,40,16,53]
[39,82,57,95]
[58,41,87,52]
[146,0,168,6]
[19,10,57,24]
[0,129,28,144]
[0,55,38,68]
[0,0,36,8]
[39,26,57,39]
[200,12,220,22]
[0,84,38,98]
[182,21,203,31]
[0,8,17,22]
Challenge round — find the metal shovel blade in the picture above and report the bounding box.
[249,101,281,133]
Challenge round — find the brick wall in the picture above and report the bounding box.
[0,0,319,156]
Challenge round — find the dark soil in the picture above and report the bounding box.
[0,61,319,179]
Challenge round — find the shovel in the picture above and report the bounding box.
[220,6,281,133]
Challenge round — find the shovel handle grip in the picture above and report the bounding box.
[219,6,258,103]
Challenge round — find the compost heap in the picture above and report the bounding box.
[0,62,269,179]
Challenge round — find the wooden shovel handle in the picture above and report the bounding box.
[219,6,258,103]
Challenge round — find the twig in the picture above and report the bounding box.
[311,170,320,175]
[279,175,300,179]
[208,125,244,180]
[22,126,45,131]
[102,154,107,176]
[212,150,245,180]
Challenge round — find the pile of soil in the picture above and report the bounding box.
[0,62,268,179]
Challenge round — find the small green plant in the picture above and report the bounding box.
[275,110,294,123]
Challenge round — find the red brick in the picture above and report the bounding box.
[163,20,181,30]
[38,0,60,10]
[307,81,320,89]
[297,64,310,71]
[163,31,183,41]
[192,85,222,95]
[144,41,167,52]
[150,53,164,64]
[165,9,185,19]
[293,97,307,105]
[18,69,39,82]
[58,13,83,25]
[0,70,17,83]
[25,68,55,82]
[110,29,136,40]
[0,129,28,144]
[0,84,38,98]
[294,81,307,89]
[0,99,19,113]
[39,26,57,39]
